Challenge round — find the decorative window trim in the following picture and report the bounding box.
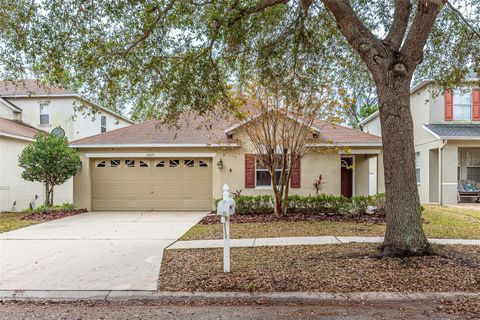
[96,160,106,168]
[139,160,149,167]
[199,160,208,167]
[169,159,180,167]
[184,159,194,167]
[156,160,165,168]
[125,159,135,167]
[110,159,120,168]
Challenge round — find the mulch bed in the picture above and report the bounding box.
[199,212,386,225]
[159,244,480,292]
[21,209,87,221]
[440,298,480,319]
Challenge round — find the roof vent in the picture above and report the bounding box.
[227,133,233,140]
[312,132,319,139]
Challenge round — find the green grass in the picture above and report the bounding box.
[0,212,40,233]
[180,205,480,240]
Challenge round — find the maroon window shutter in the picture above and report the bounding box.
[444,90,453,121]
[290,158,301,188]
[245,154,255,188]
[473,89,480,121]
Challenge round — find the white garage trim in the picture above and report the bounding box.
[85,152,217,158]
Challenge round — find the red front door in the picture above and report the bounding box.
[341,157,353,198]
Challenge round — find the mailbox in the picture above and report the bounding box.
[217,198,235,217]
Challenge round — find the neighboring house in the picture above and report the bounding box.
[360,79,480,205]
[0,80,133,211]
[70,113,384,211]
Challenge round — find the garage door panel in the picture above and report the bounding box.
[92,158,212,211]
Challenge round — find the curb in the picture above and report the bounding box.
[1,290,480,303]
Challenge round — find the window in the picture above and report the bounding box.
[125,159,135,167]
[96,160,106,168]
[169,159,180,167]
[184,160,194,167]
[139,160,149,167]
[110,160,120,167]
[156,160,165,168]
[415,152,420,184]
[39,103,50,125]
[255,159,282,187]
[199,160,208,167]
[101,116,107,133]
[453,89,472,121]
[467,151,480,182]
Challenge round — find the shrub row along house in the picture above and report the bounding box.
[70,113,384,211]
[0,80,133,211]
[361,78,480,205]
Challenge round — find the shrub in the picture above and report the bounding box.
[213,194,385,215]
[27,202,76,214]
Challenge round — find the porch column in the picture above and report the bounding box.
[440,143,458,205]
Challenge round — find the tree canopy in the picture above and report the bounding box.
[0,1,477,121]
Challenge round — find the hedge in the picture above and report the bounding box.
[214,194,385,215]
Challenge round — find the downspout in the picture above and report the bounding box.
[438,139,448,205]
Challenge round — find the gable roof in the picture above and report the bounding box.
[0,80,134,125]
[70,112,382,148]
[0,117,38,141]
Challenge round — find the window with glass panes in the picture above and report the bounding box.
[453,89,472,121]
[467,151,480,182]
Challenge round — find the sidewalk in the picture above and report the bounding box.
[168,236,480,249]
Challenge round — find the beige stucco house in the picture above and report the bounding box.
[360,79,480,205]
[71,113,384,211]
[0,80,133,211]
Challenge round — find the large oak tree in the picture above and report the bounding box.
[0,0,478,256]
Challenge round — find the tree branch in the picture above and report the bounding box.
[384,0,412,50]
[117,0,176,56]
[321,0,386,74]
[446,0,480,38]
[400,0,445,71]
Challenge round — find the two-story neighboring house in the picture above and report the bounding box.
[0,80,133,211]
[360,79,480,205]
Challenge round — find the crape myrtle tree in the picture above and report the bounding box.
[18,133,81,207]
[238,84,339,216]
[1,1,479,256]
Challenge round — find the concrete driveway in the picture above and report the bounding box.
[0,211,207,290]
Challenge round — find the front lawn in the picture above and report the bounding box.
[180,205,480,240]
[159,243,480,292]
[0,212,41,233]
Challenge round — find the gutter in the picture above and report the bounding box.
[0,132,35,142]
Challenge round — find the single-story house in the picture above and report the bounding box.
[70,113,384,211]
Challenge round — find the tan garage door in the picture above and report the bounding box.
[92,158,212,211]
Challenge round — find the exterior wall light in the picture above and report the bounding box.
[217,159,224,170]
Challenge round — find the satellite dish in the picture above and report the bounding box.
[51,127,65,138]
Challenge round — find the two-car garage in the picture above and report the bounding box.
[91,158,213,211]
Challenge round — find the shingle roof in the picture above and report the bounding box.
[313,120,382,144]
[0,117,38,140]
[0,80,73,96]
[70,112,382,147]
[424,124,480,138]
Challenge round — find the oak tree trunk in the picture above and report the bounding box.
[376,69,430,257]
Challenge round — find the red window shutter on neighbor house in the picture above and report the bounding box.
[444,90,453,121]
[290,159,301,188]
[473,89,480,121]
[245,154,255,188]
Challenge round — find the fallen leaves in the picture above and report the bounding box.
[159,244,480,293]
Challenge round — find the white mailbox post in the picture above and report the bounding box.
[216,184,235,273]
